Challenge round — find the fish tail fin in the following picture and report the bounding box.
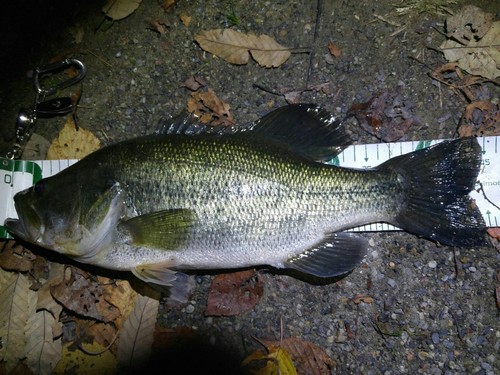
[380,137,487,246]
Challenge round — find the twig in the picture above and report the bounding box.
[306,0,322,86]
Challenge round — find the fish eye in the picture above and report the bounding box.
[33,181,45,194]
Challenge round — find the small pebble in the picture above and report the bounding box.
[185,304,195,314]
[387,278,396,288]
[469,266,477,273]
[431,332,440,344]
[428,260,437,268]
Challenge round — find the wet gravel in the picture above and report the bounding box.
[1,0,499,374]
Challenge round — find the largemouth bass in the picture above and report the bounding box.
[4,104,486,286]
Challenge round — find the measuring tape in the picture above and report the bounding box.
[1,136,499,239]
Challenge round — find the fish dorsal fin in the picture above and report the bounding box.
[247,103,351,162]
[156,110,237,136]
[285,232,368,277]
[120,209,194,250]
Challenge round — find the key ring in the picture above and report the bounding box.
[6,58,86,159]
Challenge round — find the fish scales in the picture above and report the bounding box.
[4,104,486,287]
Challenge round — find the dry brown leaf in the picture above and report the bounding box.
[187,88,235,126]
[246,337,334,375]
[0,270,31,372]
[0,241,35,272]
[441,5,500,80]
[181,75,207,91]
[458,100,500,137]
[487,228,500,240]
[327,42,341,57]
[348,90,421,142]
[205,269,263,316]
[102,0,142,21]
[351,294,375,304]
[99,277,137,329]
[195,28,291,68]
[445,5,493,44]
[162,0,175,12]
[47,116,100,160]
[50,267,120,323]
[180,14,191,26]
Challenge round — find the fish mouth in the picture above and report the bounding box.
[4,204,43,244]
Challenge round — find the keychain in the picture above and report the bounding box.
[6,58,86,159]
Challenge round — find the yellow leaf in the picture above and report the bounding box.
[102,0,142,21]
[0,270,31,372]
[117,294,159,367]
[195,29,291,68]
[25,310,62,375]
[242,345,297,375]
[53,342,117,374]
[47,116,100,160]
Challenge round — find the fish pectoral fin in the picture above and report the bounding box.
[132,261,178,286]
[120,209,194,249]
[284,232,368,278]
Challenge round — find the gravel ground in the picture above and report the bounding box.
[1,1,499,374]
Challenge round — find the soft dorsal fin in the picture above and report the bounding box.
[247,103,351,162]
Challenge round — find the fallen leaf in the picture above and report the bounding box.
[445,5,493,44]
[117,294,159,368]
[180,14,191,27]
[243,344,297,375]
[351,294,375,304]
[102,0,142,21]
[0,270,31,373]
[327,42,341,57]
[243,336,334,375]
[348,90,421,142]
[487,228,500,240]
[50,267,120,323]
[187,88,235,126]
[99,277,138,329]
[0,241,35,272]
[195,28,291,68]
[25,309,62,375]
[53,341,117,375]
[47,116,100,159]
[440,26,500,80]
[148,19,169,35]
[181,75,208,91]
[162,0,176,12]
[458,100,500,137]
[205,269,263,316]
[278,337,334,375]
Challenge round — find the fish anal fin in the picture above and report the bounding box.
[121,208,194,250]
[285,232,368,277]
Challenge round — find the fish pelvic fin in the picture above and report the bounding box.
[247,104,352,162]
[285,232,368,277]
[381,137,487,247]
[133,264,195,304]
